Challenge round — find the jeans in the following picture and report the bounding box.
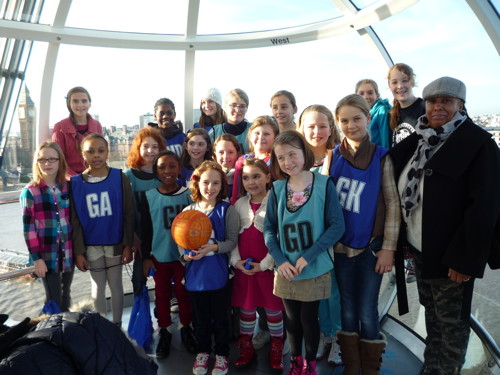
[335,238,383,340]
[318,268,342,337]
[42,270,74,312]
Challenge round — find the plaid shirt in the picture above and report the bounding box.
[20,180,73,272]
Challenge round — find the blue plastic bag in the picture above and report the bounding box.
[41,300,61,315]
[127,285,153,348]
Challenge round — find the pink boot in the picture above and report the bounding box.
[287,355,303,375]
[302,358,317,375]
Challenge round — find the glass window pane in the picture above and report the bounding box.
[489,0,500,15]
[372,0,500,118]
[194,33,388,123]
[38,1,59,25]
[350,0,379,9]
[66,0,188,34]
[198,0,341,34]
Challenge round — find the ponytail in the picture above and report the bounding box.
[389,99,401,131]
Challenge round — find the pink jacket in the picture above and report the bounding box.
[52,116,103,176]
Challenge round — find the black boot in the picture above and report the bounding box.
[181,325,198,354]
[156,328,172,359]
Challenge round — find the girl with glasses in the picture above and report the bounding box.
[209,89,252,154]
[21,141,74,312]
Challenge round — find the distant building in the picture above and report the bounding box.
[485,127,500,148]
[140,113,155,128]
[17,84,36,176]
[103,125,139,168]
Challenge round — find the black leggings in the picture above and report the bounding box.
[283,299,320,361]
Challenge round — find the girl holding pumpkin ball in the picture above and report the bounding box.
[180,160,239,375]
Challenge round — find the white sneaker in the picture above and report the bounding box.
[211,355,228,375]
[170,297,179,313]
[193,352,210,375]
[252,330,270,350]
[316,332,327,359]
[327,337,343,365]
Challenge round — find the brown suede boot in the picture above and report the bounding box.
[336,330,361,375]
[359,333,387,375]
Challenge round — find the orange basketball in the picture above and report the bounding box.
[171,209,212,250]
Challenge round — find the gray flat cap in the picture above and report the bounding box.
[423,76,466,102]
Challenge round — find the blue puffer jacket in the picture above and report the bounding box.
[0,312,157,375]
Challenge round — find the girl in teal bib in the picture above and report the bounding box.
[264,130,345,375]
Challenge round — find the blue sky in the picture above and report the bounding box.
[19,0,500,130]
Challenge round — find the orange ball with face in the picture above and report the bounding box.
[171,209,212,250]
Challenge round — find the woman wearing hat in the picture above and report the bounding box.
[193,88,227,133]
[390,77,500,375]
[52,86,103,177]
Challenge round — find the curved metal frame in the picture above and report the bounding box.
[0,0,418,138]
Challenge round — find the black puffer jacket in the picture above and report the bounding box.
[0,312,157,374]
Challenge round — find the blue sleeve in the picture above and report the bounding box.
[263,185,289,266]
[301,178,345,264]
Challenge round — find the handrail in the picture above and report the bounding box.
[378,271,500,370]
[0,266,34,282]
[470,314,500,368]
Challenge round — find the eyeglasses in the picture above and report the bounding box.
[37,158,59,164]
[228,104,247,110]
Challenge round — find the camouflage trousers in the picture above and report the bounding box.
[413,252,473,375]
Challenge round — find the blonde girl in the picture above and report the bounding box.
[264,130,345,375]
[270,90,298,132]
[355,79,392,149]
[21,141,73,312]
[297,105,343,364]
[322,94,400,374]
[71,133,134,326]
[297,104,341,173]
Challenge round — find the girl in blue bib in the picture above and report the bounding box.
[264,130,345,375]
[323,94,400,374]
[181,161,239,375]
[71,133,134,326]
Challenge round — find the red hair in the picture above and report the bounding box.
[126,127,166,168]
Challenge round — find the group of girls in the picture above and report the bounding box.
[23,62,424,375]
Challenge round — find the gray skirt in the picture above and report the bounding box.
[273,270,331,302]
